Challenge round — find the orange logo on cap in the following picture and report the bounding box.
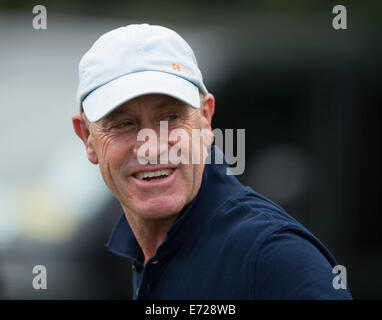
[171,62,192,76]
[171,63,181,71]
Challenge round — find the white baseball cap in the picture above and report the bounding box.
[77,24,208,122]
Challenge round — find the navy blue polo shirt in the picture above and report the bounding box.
[105,146,352,300]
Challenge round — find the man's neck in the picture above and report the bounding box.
[122,209,179,266]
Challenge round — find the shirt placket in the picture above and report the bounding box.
[133,257,163,299]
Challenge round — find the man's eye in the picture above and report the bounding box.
[164,115,178,121]
[115,121,133,128]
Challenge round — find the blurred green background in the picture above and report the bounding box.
[0,0,381,299]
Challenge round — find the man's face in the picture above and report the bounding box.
[75,94,214,221]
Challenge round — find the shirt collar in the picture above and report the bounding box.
[105,145,247,266]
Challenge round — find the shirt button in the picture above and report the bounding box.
[132,264,142,273]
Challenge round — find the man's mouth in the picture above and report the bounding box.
[134,169,174,181]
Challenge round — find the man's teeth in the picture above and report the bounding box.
[135,169,174,180]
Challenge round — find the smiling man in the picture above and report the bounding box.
[74,92,213,265]
[72,24,352,299]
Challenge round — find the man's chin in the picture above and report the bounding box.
[133,198,186,220]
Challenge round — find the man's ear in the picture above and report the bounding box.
[72,113,99,164]
[200,93,215,146]
[200,93,215,129]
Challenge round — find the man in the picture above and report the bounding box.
[72,24,352,299]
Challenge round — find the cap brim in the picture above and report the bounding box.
[82,70,200,122]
